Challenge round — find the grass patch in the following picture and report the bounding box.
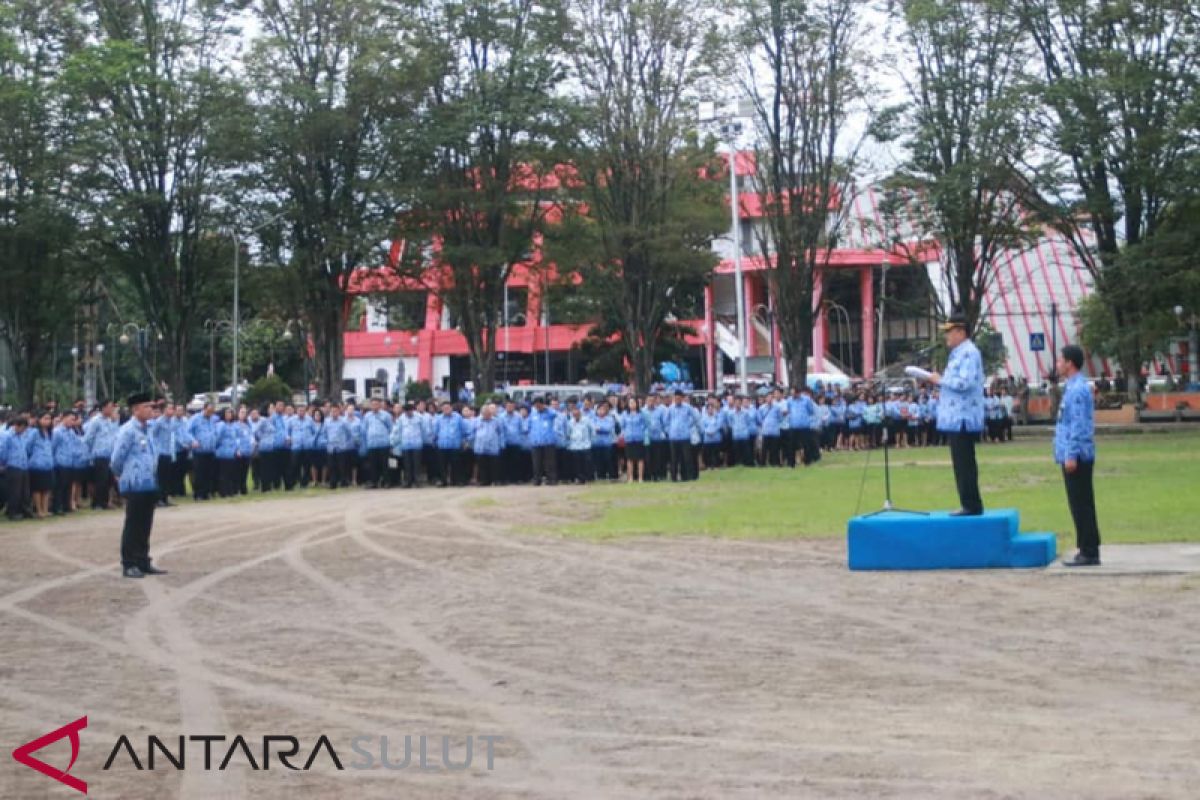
[562,430,1200,544]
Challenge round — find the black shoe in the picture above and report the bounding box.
[1062,552,1101,567]
[142,562,169,576]
[949,508,984,517]
[123,566,145,579]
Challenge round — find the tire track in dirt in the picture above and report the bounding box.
[288,503,619,800]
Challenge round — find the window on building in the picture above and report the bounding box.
[381,291,427,331]
[503,287,528,326]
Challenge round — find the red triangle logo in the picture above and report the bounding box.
[11,716,88,794]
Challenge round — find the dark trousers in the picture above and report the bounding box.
[669,440,695,481]
[172,454,190,495]
[328,451,351,488]
[437,449,460,486]
[217,458,239,497]
[802,430,821,464]
[237,457,250,494]
[121,491,157,570]
[6,468,29,519]
[157,456,174,503]
[531,445,557,485]
[734,438,754,467]
[571,449,593,483]
[1063,460,1101,557]
[477,453,499,486]
[53,468,73,513]
[502,445,521,484]
[401,449,421,487]
[649,440,669,480]
[592,445,615,480]
[258,450,277,491]
[367,448,390,487]
[291,450,308,488]
[192,452,216,499]
[702,442,721,469]
[763,435,781,467]
[947,431,984,514]
[92,458,112,508]
[785,430,800,467]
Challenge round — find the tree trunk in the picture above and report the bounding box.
[14,337,42,409]
[311,297,346,401]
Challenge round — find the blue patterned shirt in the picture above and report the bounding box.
[110,419,159,493]
[1054,373,1095,464]
[83,415,120,461]
[937,339,985,434]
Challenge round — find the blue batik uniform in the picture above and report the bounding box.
[788,395,816,431]
[566,416,594,450]
[700,409,725,444]
[472,417,505,455]
[325,418,354,453]
[666,403,700,442]
[759,401,785,437]
[527,408,558,447]
[829,398,846,427]
[84,415,119,462]
[847,401,864,430]
[1054,373,1095,464]
[188,414,217,455]
[363,410,393,450]
[434,413,466,450]
[53,426,85,470]
[349,414,367,458]
[26,430,55,473]
[649,405,669,443]
[235,420,254,455]
[390,414,426,452]
[214,421,241,459]
[503,411,525,448]
[620,409,649,445]
[731,407,758,441]
[173,416,194,459]
[592,414,616,447]
[254,416,276,454]
[310,421,327,453]
[907,401,921,428]
[110,419,159,494]
[937,339,985,433]
[288,415,311,452]
[0,428,30,470]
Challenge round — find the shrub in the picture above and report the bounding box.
[403,379,433,402]
[245,374,292,408]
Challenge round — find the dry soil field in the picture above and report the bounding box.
[1,486,1197,799]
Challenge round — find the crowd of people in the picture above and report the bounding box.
[0,379,1022,521]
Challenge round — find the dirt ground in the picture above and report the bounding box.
[1,486,1197,799]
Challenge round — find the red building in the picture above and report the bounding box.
[341,152,1098,398]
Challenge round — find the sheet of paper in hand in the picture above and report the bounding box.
[905,366,934,382]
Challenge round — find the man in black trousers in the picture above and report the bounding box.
[1055,345,1102,566]
[929,312,986,516]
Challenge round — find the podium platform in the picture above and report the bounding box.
[848,508,1056,570]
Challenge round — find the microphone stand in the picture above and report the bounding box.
[864,424,927,517]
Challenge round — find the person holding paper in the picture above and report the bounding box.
[927,311,986,516]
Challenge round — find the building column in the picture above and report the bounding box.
[860,265,875,379]
[704,284,716,390]
[743,273,758,357]
[812,267,825,373]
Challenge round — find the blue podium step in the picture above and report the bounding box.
[847,509,1056,570]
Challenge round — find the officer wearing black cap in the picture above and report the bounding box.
[1055,345,1101,566]
[929,310,986,516]
[110,393,167,578]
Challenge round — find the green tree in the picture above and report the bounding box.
[552,0,725,392]
[396,0,570,394]
[0,0,91,408]
[246,0,417,400]
[1016,0,1199,397]
[64,0,248,401]
[738,0,869,386]
[881,0,1044,336]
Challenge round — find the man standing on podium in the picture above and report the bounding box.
[929,311,985,516]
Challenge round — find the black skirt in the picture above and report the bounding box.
[29,469,54,493]
[625,442,646,461]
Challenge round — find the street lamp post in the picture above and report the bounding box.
[226,210,288,408]
[722,121,748,395]
[282,319,311,404]
[1175,305,1199,387]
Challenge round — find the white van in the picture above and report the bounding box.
[505,384,611,404]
